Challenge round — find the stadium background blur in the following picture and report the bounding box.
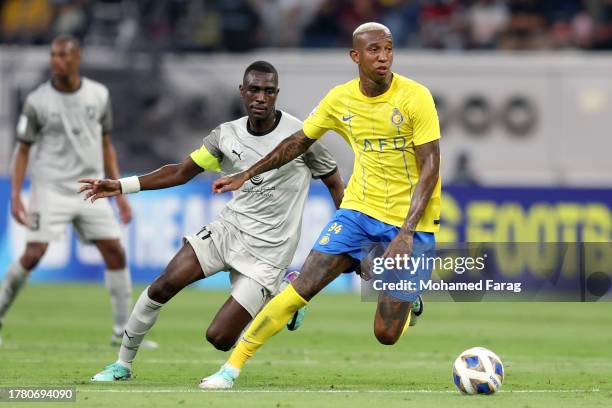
[1,0,611,287]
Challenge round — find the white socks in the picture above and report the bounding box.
[0,262,30,323]
[117,287,163,368]
[104,268,132,336]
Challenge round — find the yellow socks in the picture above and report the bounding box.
[400,309,412,336]
[228,284,308,370]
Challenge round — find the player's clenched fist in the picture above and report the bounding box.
[212,173,248,193]
[78,178,121,202]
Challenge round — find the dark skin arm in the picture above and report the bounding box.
[10,142,31,226]
[102,134,132,223]
[212,130,315,193]
[382,139,440,260]
[320,170,344,209]
[79,156,204,202]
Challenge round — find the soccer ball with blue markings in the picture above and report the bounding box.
[452,347,504,395]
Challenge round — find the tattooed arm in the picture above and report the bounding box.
[382,139,440,259]
[401,139,440,234]
[212,130,315,193]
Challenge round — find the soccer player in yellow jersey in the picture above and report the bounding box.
[201,22,441,389]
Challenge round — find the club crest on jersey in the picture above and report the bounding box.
[85,105,96,119]
[390,108,404,126]
[250,175,264,185]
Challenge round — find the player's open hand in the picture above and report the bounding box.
[382,232,414,261]
[78,178,121,202]
[10,195,28,226]
[212,173,247,193]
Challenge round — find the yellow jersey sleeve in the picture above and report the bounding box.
[303,97,336,140]
[408,86,440,146]
[190,145,221,172]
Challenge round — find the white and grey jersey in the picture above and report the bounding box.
[203,110,338,269]
[16,78,112,193]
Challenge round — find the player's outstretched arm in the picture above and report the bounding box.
[79,156,203,202]
[383,139,440,258]
[212,130,315,193]
[403,140,440,233]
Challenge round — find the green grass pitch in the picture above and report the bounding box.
[0,284,610,407]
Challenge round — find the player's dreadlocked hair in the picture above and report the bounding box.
[243,61,278,82]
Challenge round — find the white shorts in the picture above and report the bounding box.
[184,220,286,317]
[25,183,122,244]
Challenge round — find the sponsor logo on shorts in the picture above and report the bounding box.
[319,235,330,245]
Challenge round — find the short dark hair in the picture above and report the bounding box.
[243,61,278,82]
[52,34,80,51]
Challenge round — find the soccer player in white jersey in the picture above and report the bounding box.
[83,61,344,381]
[0,35,157,349]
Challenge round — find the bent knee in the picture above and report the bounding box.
[148,279,179,303]
[103,243,126,268]
[205,328,235,352]
[374,327,400,346]
[21,244,47,269]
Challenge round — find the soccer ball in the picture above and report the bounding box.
[452,347,504,395]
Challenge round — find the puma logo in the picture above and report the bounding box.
[231,150,244,160]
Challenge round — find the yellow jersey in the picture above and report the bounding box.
[303,73,441,232]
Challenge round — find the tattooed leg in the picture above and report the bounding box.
[373,290,412,345]
[292,250,356,301]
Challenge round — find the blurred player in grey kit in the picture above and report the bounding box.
[0,35,156,349]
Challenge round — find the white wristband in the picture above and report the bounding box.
[118,176,140,194]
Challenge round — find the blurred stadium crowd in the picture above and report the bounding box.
[2,0,612,51]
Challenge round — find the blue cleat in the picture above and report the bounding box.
[287,306,306,331]
[199,364,239,389]
[91,362,131,381]
[282,271,306,331]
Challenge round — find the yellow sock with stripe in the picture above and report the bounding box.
[228,284,308,370]
[401,309,412,336]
